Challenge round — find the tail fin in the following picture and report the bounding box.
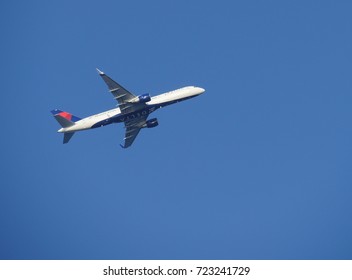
[51,109,81,144]
[51,109,81,128]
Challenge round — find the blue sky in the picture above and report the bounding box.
[1,0,351,259]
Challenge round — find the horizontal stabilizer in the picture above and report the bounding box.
[63,132,74,144]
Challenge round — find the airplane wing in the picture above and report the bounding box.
[96,69,145,114]
[121,114,149,148]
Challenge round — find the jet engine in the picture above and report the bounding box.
[129,93,151,103]
[143,118,159,128]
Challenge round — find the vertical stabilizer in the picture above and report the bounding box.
[54,115,75,128]
[51,109,81,144]
[51,109,81,128]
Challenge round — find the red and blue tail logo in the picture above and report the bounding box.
[51,109,81,122]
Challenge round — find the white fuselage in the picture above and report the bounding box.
[59,86,205,133]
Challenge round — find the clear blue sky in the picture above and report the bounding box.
[1,0,351,259]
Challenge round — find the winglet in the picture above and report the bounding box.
[120,144,126,149]
[96,68,104,75]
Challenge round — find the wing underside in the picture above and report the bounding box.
[97,69,146,114]
[122,114,149,148]
[96,69,150,148]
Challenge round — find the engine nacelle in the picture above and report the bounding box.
[143,118,159,128]
[130,93,151,103]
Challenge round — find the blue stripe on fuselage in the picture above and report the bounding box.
[90,105,159,129]
[90,96,196,129]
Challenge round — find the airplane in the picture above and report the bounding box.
[51,69,205,148]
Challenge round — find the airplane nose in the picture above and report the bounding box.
[197,87,205,94]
